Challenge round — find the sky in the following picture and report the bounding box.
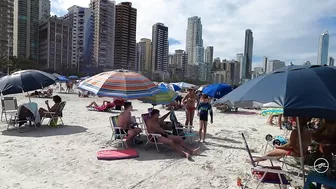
[50,0,336,67]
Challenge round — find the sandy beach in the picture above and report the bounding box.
[0,91,297,189]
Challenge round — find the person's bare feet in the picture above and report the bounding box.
[191,146,201,155]
[267,121,274,125]
[183,151,192,160]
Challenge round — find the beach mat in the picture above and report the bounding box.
[97,149,139,160]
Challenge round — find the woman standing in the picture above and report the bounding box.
[182,88,197,126]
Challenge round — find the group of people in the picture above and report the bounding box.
[111,87,214,159]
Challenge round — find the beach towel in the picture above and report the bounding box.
[97,149,139,160]
[23,102,40,124]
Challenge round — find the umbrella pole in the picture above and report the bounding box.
[27,92,31,102]
[296,117,305,186]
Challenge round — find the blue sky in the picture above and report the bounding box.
[51,0,336,67]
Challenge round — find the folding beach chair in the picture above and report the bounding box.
[41,101,66,126]
[1,97,18,122]
[7,104,36,132]
[242,133,290,189]
[170,110,196,143]
[141,113,166,152]
[109,115,128,148]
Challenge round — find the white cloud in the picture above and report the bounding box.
[51,0,336,65]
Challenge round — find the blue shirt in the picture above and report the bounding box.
[197,102,213,120]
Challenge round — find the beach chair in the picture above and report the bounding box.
[170,110,196,143]
[109,116,127,148]
[41,101,66,126]
[1,97,18,122]
[242,133,290,189]
[7,104,36,132]
[141,113,165,152]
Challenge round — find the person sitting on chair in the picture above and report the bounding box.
[252,117,313,163]
[39,95,62,118]
[118,102,142,148]
[146,109,200,159]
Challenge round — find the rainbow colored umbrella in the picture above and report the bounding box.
[140,86,178,105]
[78,69,161,99]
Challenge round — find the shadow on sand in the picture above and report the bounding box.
[222,110,257,115]
[206,133,242,144]
[1,125,87,137]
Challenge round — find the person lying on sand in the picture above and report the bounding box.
[146,109,200,159]
[39,95,62,118]
[26,90,42,97]
[86,101,115,111]
[251,117,313,163]
[118,102,142,148]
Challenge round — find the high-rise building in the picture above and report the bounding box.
[151,23,168,73]
[168,54,173,65]
[90,0,115,67]
[186,16,203,64]
[329,57,334,66]
[252,67,264,79]
[136,38,152,74]
[39,0,50,20]
[262,56,268,73]
[266,60,285,73]
[0,0,14,57]
[39,16,72,71]
[243,29,253,79]
[205,46,214,63]
[236,53,245,81]
[317,30,329,65]
[64,5,93,68]
[13,0,40,60]
[114,2,137,70]
[168,49,187,80]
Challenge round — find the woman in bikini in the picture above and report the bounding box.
[252,117,313,162]
[182,88,197,126]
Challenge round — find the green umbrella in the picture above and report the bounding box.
[140,86,178,105]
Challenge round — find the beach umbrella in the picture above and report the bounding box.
[0,69,57,95]
[69,75,78,79]
[56,75,69,82]
[140,86,178,105]
[213,65,336,184]
[78,69,161,99]
[260,108,283,116]
[172,82,197,89]
[202,83,232,99]
[160,83,182,91]
[52,73,61,78]
[80,76,90,80]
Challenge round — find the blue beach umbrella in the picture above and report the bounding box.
[56,75,69,82]
[69,75,78,79]
[202,83,232,99]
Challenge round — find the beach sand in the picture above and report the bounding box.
[0,92,300,189]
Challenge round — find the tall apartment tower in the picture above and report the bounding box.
[151,23,169,73]
[90,0,116,67]
[114,2,137,70]
[13,0,40,60]
[317,30,329,65]
[329,57,334,66]
[262,56,268,73]
[186,16,203,65]
[204,46,214,64]
[136,38,152,74]
[0,0,14,57]
[243,29,253,79]
[64,5,93,68]
[39,0,50,20]
[39,16,72,71]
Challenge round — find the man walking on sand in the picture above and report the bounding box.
[146,109,200,159]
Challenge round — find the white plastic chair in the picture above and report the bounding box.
[1,97,18,122]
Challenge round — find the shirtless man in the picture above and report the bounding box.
[146,109,200,159]
[182,88,197,126]
[117,102,142,147]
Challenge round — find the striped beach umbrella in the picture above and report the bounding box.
[260,108,283,116]
[140,86,178,105]
[78,69,161,99]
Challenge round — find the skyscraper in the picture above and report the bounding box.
[90,0,115,67]
[151,23,169,73]
[204,46,214,64]
[186,16,203,65]
[39,16,72,71]
[13,0,40,60]
[243,29,253,79]
[329,57,334,66]
[136,38,152,74]
[266,60,285,73]
[0,0,14,57]
[262,56,268,73]
[317,30,329,65]
[114,2,137,70]
[39,0,50,20]
[64,5,93,68]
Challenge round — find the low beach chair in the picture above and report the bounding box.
[242,133,290,189]
[1,97,18,122]
[141,113,165,152]
[41,101,66,126]
[170,110,196,143]
[7,104,36,132]
[109,116,127,148]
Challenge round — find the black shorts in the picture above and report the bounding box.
[199,114,208,121]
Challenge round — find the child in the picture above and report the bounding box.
[197,94,213,143]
